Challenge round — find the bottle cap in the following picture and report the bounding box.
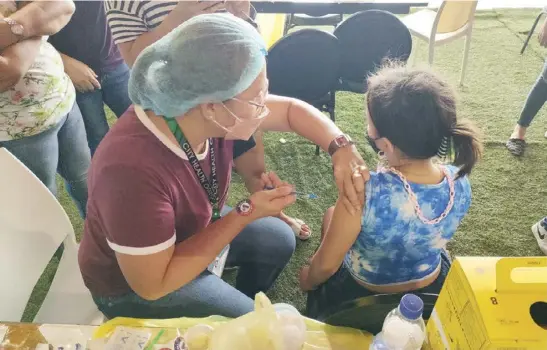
[399,294,424,320]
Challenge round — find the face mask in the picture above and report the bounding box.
[211,103,268,141]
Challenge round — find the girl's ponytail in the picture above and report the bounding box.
[450,119,483,178]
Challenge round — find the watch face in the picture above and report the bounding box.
[335,135,348,147]
[236,199,253,216]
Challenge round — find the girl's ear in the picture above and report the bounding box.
[377,137,395,155]
[199,103,217,120]
[383,138,396,155]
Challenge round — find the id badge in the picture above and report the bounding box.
[207,244,230,277]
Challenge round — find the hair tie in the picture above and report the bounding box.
[437,136,451,158]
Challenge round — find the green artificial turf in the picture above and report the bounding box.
[21,9,547,321]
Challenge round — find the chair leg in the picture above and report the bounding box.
[521,12,546,54]
[408,45,417,67]
[329,92,336,123]
[333,13,343,31]
[428,42,435,66]
[315,95,336,156]
[460,31,472,87]
[283,14,293,35]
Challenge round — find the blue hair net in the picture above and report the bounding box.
[129,13,267,118]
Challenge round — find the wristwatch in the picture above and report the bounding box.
[328,134,354,156]
[235,199,254,217]
[3,18,24,40]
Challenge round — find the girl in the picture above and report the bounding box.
[300,64,483,318]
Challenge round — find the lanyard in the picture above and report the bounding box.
[164,118,221,223]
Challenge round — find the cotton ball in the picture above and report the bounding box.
[274,303,306,350]
[279,322,306,350]
[183,324,214,350]
[273,303,299,315]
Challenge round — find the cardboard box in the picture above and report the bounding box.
[425,257,547,350]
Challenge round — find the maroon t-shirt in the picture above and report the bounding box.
[49,0,124,76]
[78,106,236,297]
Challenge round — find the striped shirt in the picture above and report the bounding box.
[105,0,176,44]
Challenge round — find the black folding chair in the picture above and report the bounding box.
[284,13,344,35]
[267,29,341,155]
[521,7,547,54]
[317,293,438,335]
[333,10,412,93]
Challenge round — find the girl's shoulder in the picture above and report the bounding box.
[366,165,472,197]
[444,164,472,190]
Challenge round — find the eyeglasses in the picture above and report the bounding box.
[365,134,381,154]
[231,97,270,119]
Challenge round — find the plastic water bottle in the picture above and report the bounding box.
[369,294,426,350]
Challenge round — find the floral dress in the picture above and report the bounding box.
[0,1,75,141]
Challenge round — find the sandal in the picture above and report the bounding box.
[505,138,526,156]
[288,218,312,241]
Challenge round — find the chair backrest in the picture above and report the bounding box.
[267,29,341,104]
[0,148,75,322]
[33,234,103,325]
[435,1,478,34]
[333,10,412,93]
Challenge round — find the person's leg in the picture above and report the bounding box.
[516,61,547,131]
[531,217,547,255]
[507,61,547,156]
[56,103,91,217]
[0,122,62,195]
[76,90,110,155]
[254,130,311,239]
[93,271,254,319]
[101,62,132,118]
[225,210,296,298]
[506,62,547,155]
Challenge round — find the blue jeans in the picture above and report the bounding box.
[0,103,91,217]
[306,250,452,319]
[93,207,296,319]
[76,62,131,154]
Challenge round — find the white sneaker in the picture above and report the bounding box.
[531,218,547,255]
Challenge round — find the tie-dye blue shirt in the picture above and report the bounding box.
[343,165,471,286]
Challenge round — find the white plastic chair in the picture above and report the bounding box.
[402,1,478,86]
[0,148,103,325]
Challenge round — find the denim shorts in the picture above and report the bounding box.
[306,250,451,319]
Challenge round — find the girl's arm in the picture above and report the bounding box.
[300,178,365,291]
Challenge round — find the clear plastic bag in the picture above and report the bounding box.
[208,293,288,350]
[93,293,372,350]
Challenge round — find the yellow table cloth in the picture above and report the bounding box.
[94,316,373,349]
